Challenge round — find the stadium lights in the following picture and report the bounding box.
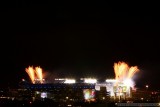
[84,78,97,83]
[106,79,117,82]
[64,79,76,84]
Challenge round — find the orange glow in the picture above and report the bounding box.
[114,61,139,86]
[128,66,139,79]
[35,67,43,80]
[25,66,44,84]
[114,62,128,81]
[25,66,35,84]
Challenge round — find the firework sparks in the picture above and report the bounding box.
[25,66,35,84]
[128,66,139,79]
[35,67,43,80]
[35,67,43,83]
[114,61,139,88]
[25,66,44,84]
[114,62,128,81]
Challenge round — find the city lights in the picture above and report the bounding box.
[64,79,76,84]
[84,78,97,83]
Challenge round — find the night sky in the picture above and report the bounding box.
[1,1,160,89]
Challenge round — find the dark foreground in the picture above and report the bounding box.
[0,99,117,107]
[1,99,159,107]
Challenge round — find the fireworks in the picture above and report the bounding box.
[114,61,139,88]
[35,67,43,83]
[25,66,35,84]
[25,61,139,87]
[25,66,44,84]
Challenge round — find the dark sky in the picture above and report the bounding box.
[1,1,160,89]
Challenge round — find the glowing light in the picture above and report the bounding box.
[146,85,149,89]
[84,78,97,83]
[66,97,69,99]
[123,79,134,88]
[41,92,47,98]
[64,79,76,84]
[105,61,140,98]
[83,89,95,102]
[55,78,65,80]
[35,67,43,80]
[114,61,139,88]
[114,62,128,81]
[25,66,35,84]
[35,67,43,83]
[25,66,44,84]
[128,66,139,79]
[36,91,40,94]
